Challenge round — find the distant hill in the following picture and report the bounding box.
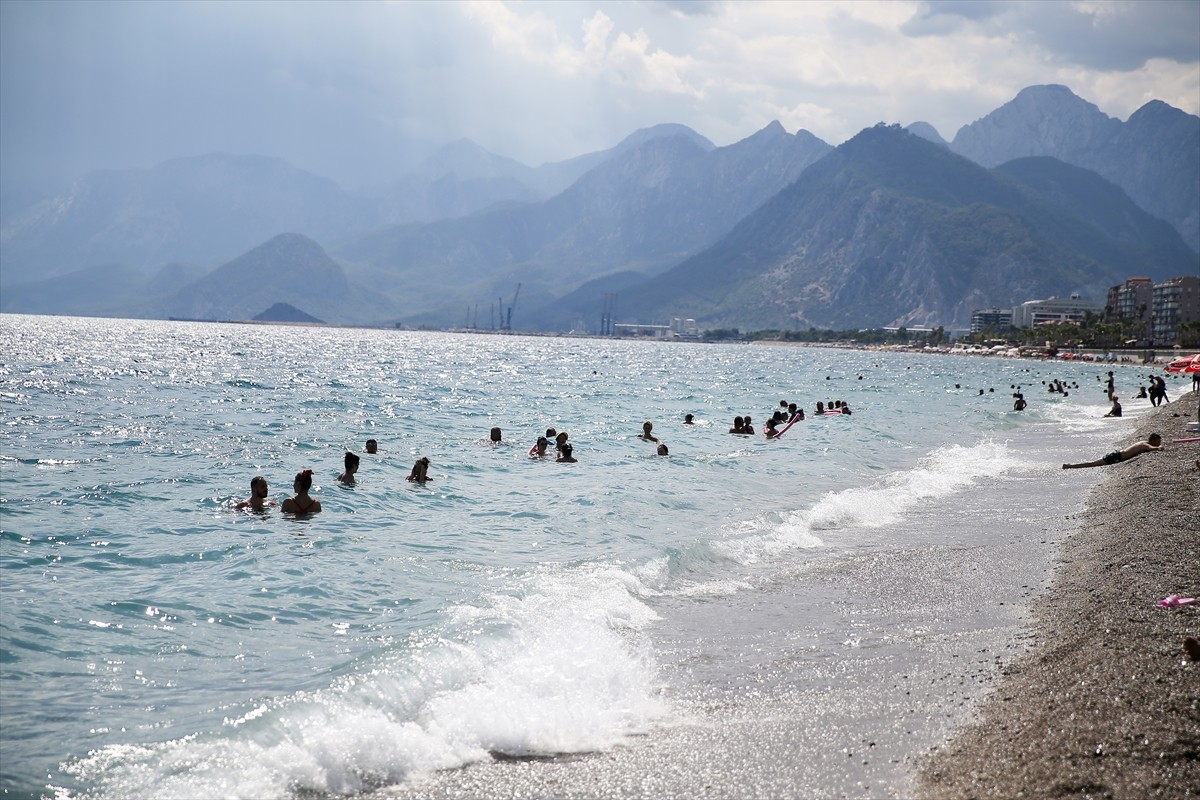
[336,122,832,327]
[374,124,717,226]
[161,233,391,323]
[0,154,378,288]
[609,125,1197,331]
[1,84,1195,332]
[952,85,1200,251]
[253,302,324,324]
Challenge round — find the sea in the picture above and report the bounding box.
[0,313,1179,799]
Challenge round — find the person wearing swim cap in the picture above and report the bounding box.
[282,470,322,514]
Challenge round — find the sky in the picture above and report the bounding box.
[2,0,1198,193]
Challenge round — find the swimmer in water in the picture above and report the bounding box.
[407,457,432,483]
[556,443,577,463]
[365,438,378,454]
[235,476,275,511]
[282,470,322,514]
[638,421,659,442]
[530,436,549,457]
[338,451,359,485]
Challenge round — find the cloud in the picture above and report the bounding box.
[463,2,700,96]
[1,0,1196,194]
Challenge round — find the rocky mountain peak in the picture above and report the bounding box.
[952,84,1121,167]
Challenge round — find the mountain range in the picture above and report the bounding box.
[1,84,1196,332]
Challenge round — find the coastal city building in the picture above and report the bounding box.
[1105,277,1153,332]
[613,322,671,338]
[1010,294,1100,329]
[1150,275,1200,345]
[970,307,1013,334]
[670,317,700,338]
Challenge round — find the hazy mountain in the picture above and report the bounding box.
[373,124,716,226]
[0,154,378,288]
[337,122,831,327]
[952,85,1200,251]
[253,302,324,324]
[161,233,391,323]
[906,122,948,147]
[0,259,209,317]
[607,125,1197,332]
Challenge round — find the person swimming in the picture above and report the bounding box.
[338,451,359,485]
[657,443,669,456]
[729,416,745,434]
[407,457,432,483]
[556,443,577,463]
[282,470,322,514]
[638,421,659,442]
[235,475,275,511]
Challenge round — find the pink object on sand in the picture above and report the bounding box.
[1156,595,1197,608]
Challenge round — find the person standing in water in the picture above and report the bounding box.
[282,470,322,514]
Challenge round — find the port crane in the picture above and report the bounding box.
[501,283,521,331]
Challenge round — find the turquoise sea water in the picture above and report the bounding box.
[0,314,1178,799]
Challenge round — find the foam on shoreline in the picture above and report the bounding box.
[917,392,1200,798]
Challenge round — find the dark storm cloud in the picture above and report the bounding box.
[904,0,1200,71]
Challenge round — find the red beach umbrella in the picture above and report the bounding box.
[1164,353,1200,374]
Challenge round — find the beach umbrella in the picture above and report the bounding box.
[1164,353,1200,374]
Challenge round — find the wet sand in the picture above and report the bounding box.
[373,395,1199,800]
[917,394,1200,799]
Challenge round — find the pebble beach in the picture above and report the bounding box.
[918,393,1200,799]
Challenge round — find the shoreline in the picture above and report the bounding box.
[917,393,1200,798]
[368,399,1199,798]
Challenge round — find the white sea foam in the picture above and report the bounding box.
[58,562,668,799]
[712,440,1020,565]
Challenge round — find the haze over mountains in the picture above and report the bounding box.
[2,85,1197,332]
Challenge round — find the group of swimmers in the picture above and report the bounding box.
[236,398,858,515]
[235,437,432,515]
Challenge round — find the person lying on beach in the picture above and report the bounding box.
[338,451,359,485]
[1062,434,1162,469]
[638,421,659,442]
[235,476,275,511]
[556,443,577,463]
[282,470,322,514]
[407,457,432,483]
